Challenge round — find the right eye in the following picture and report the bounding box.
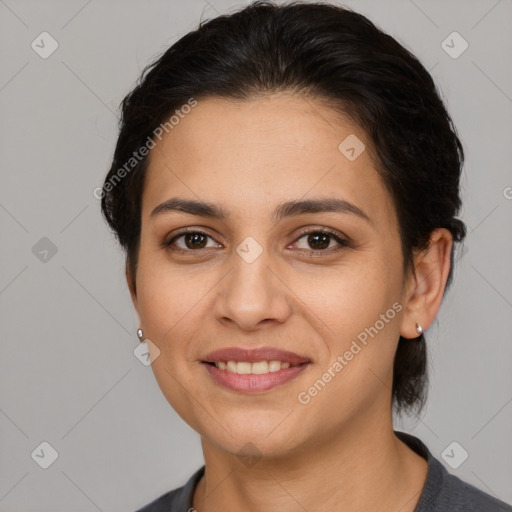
[163,229,222,252]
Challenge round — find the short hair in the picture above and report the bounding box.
[101,0,466,415]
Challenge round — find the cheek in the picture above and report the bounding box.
[135,252,210,431]
[293,257,401,338]
[293,257,403,395]
[135,246,203,341]
[293,275,402,428]
[133,230,404,437]
[136,238,403,360]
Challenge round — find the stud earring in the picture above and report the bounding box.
[137,328,144,342]
[415,323,423,335]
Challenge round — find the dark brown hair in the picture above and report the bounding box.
[101,0,466,415]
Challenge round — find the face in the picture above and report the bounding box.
[131,93,411,459]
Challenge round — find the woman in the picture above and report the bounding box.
[100,2,512,511]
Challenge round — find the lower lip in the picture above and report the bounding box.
[202,363,309,392]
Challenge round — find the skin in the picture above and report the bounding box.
[128,93,453,512]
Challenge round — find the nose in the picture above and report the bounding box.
[213,246,293,331]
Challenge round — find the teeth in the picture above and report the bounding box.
[214,360,292,374]
[268,360,282,372]
[252,361,268,374]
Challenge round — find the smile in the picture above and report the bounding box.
[202,360,310,393]
[211,360,294,374]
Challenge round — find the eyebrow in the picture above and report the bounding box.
[150,197,372,224]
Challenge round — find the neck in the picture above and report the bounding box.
[193,411,428,512]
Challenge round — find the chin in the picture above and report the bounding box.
[202,415,307,459]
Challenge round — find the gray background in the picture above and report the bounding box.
[0,0,511,510]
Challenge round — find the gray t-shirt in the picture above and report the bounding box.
[135,431,512,511]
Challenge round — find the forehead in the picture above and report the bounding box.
[142,94,394,225]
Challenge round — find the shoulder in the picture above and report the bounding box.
[394,431,512,512]
[134,466,205,512]
[429,468,512,512]
[134,487,182,512]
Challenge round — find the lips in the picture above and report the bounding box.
[201,347,311,392]
[202,347,311,366]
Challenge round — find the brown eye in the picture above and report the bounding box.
[305,232,331,250]
[293,229,348,252]
[181,232,208,249]
[164,229,220,252]
[162,227,348,255]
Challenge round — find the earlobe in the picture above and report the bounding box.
[399,228,453,339]
[126,264,144,338]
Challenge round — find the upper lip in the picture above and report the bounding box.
[202,347,311,366]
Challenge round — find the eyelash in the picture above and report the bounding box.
[161,227,350,256]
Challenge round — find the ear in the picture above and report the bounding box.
[126,262,140,317]
[400,228,453,339]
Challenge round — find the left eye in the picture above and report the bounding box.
[293,230,347,251]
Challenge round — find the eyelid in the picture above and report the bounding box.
[161,227,219,250]
[290,226,350,251]
[162,225,350,253]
